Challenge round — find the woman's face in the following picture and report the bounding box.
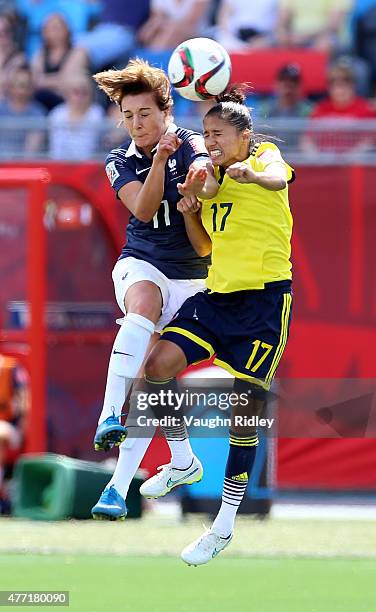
[65,79,92,108]
[121,92,170,155]
[328,74,355,107]
[43,15,70,46]
[203,115,250,168]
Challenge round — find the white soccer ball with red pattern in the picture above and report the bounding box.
[168,38,232,102]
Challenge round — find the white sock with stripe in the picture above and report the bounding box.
[212,432,259,538]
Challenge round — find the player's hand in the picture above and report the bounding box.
[154,133,182,162]
[177,167,208,196]
[226,162,257,183]
[177,194,201,215]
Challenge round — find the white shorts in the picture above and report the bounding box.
[112,257,206,332]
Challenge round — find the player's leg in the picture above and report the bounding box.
[101,333,160,496]
[148,279,208,470]
[92,335,160,520]
[181,285,292,564]
[94,281,159,450]
[139,328,211,498]
[93,338,191,518]
[92,276,207,518]
[211,381,264,531]
[94,258,168,451]
[181,380,265,565]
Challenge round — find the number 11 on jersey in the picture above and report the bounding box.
[153,199,170,229]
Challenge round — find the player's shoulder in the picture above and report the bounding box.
[252,141,281,157]
[175,126,204,142]
[105,139,135,186]
[105,139,133,165]
[250,141,286,165]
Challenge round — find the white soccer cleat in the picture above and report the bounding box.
[139,456,203,498]
[181,528,233,566]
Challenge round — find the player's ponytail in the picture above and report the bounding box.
[205,83,252,133]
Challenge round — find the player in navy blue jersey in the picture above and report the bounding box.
[90,59,218,520]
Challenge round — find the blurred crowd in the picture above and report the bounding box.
[0,0,375,158]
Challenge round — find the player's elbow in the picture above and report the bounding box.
[195,243,211,257]
[134,210,154,223]
[272,178,287,191]
[129,203,154,223]
[119,196,154,223]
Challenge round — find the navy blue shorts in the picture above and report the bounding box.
[162,281,292,389]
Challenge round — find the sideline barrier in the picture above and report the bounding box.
[12,453,143,520]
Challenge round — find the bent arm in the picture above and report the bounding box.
[178,195,212,256]
[118,157,166,222]
[226,160,288,191]
[253,162,288,190]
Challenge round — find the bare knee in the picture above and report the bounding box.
[125,281,162,323]
[145,340,186,381]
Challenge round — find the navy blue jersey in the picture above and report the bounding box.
[105,124,210,279]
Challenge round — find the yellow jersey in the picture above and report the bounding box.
[200,141,294,293]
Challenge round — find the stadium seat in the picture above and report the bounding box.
[230,49,328,96]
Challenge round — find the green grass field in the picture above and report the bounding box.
[1,515,376,612]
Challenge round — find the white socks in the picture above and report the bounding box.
[164,435,194,470]
[211,492,245,538]
[98,313,155,425]
[108,434,155,498]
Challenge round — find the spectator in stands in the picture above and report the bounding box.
[0,13,26,100]
[63,0,150,73]
[276,0,351,52]
[15,0,101,58]
[48,72,104,160]
[0,65,46,158]
[260,63,312,118]
[214,0,280,50]
[351,0,376,93]
[102,102,127,149]
[0,355,28,514]
[137,0,210,51]
[301,59,376,153]
[31,13,80,111]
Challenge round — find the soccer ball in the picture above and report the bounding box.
[168,37,231,102]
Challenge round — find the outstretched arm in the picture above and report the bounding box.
[226,161,288,191]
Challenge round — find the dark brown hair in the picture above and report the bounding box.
[205,84,252,132]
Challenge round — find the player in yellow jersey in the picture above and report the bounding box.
[140,87,295,565]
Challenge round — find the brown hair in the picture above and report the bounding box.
[93,58,173,111]
[328,59,355,84]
